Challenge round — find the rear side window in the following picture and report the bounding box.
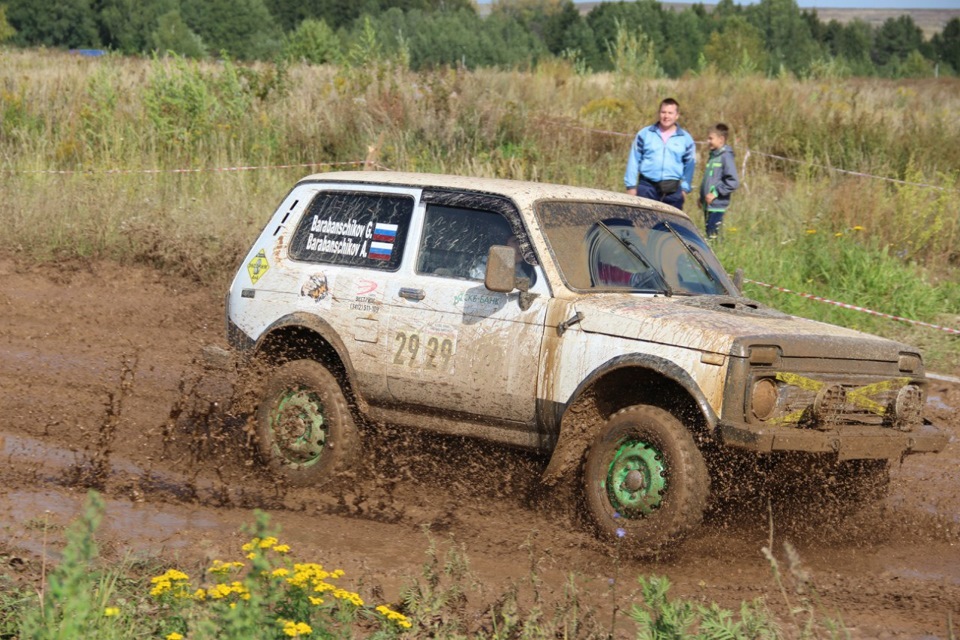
[289,191,414,270]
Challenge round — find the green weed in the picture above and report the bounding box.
[6,493,878,639]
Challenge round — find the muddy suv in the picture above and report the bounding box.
[226,171,946,554]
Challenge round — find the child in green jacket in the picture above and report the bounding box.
[698,123,740,240]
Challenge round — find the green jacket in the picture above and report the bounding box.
[699,145,739,212]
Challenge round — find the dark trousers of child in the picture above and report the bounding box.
[705,209,727,239]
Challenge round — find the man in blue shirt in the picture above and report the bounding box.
[624,98,696,211]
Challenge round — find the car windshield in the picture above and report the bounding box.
[535,200,735,295]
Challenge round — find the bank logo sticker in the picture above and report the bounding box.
[357,279,378,295]
[247,249,270,284]
[300,273,329,302]
[350,278,382,313]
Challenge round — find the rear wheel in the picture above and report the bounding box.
[256,359,358,487]
[583,405,709,555]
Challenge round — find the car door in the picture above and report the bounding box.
[383,193,549,425]
[282,185,421,405]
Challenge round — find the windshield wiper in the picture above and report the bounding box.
[596,220,673,296]
[662,221,728,295]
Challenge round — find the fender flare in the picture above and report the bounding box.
[540,352,719,485]
[254,312,356,383]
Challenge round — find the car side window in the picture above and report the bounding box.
[416,205,513,280]
[289,191,414,270]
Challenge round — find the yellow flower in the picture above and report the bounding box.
[152,569,190,583]
[272,568,290,578]
[207,581,249,601]
[246,553,256,560]
[853,225,864,231]
[208,560,244,575]
[282,620,313,637]
[287,563,332,589]
[104,607,120,617]
[273,544,291,554]
[313,581,334,594]
[806,229,817,234]
[332,588,364,607]
[309,596,324,605]
[166,634,184,640]
[376,605,412,628]
[259,536,279,549]
[834,232,843,237]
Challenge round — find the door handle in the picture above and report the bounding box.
[399,287,425,301]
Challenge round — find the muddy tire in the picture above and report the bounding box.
[583,405,709,555]
[256,359,358,487]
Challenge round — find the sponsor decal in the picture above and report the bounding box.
[349,278,382,313]
[300,273,329,302]
[357,279,378,295]
[247,249,270,284]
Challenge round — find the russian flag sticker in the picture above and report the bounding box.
[373,223,398,243]
[369,241,394,260]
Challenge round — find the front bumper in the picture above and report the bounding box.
[718,419,949,460]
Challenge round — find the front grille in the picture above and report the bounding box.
[756,372,919,430]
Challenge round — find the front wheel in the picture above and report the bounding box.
[255,359,358,487]
[583,405,709,555]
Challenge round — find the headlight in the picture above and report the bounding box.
[750,377,780,421]
[891,384,923,431]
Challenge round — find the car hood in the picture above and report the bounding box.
[572,295,914,362]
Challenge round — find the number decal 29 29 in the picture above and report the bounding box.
[392,330,454,371]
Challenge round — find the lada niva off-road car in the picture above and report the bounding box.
[226,171,946,554]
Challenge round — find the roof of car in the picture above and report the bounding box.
[299,171,687,218]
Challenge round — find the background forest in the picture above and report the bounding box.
[1,0,960,79]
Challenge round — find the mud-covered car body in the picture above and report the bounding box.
[226,171,946,552]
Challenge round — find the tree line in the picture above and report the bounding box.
[2,0,959,78]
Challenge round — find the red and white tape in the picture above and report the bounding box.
[2,159,386,175]
[744,278,960,335]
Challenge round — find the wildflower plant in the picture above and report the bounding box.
[145,509,413,638]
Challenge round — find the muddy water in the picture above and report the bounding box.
[0,258,958,638]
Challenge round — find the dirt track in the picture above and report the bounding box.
[1,257,958,638]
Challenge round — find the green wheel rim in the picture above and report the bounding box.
[604,439,666,517]
[270,386,327,466]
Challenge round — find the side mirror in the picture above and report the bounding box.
[484,245,516,292]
